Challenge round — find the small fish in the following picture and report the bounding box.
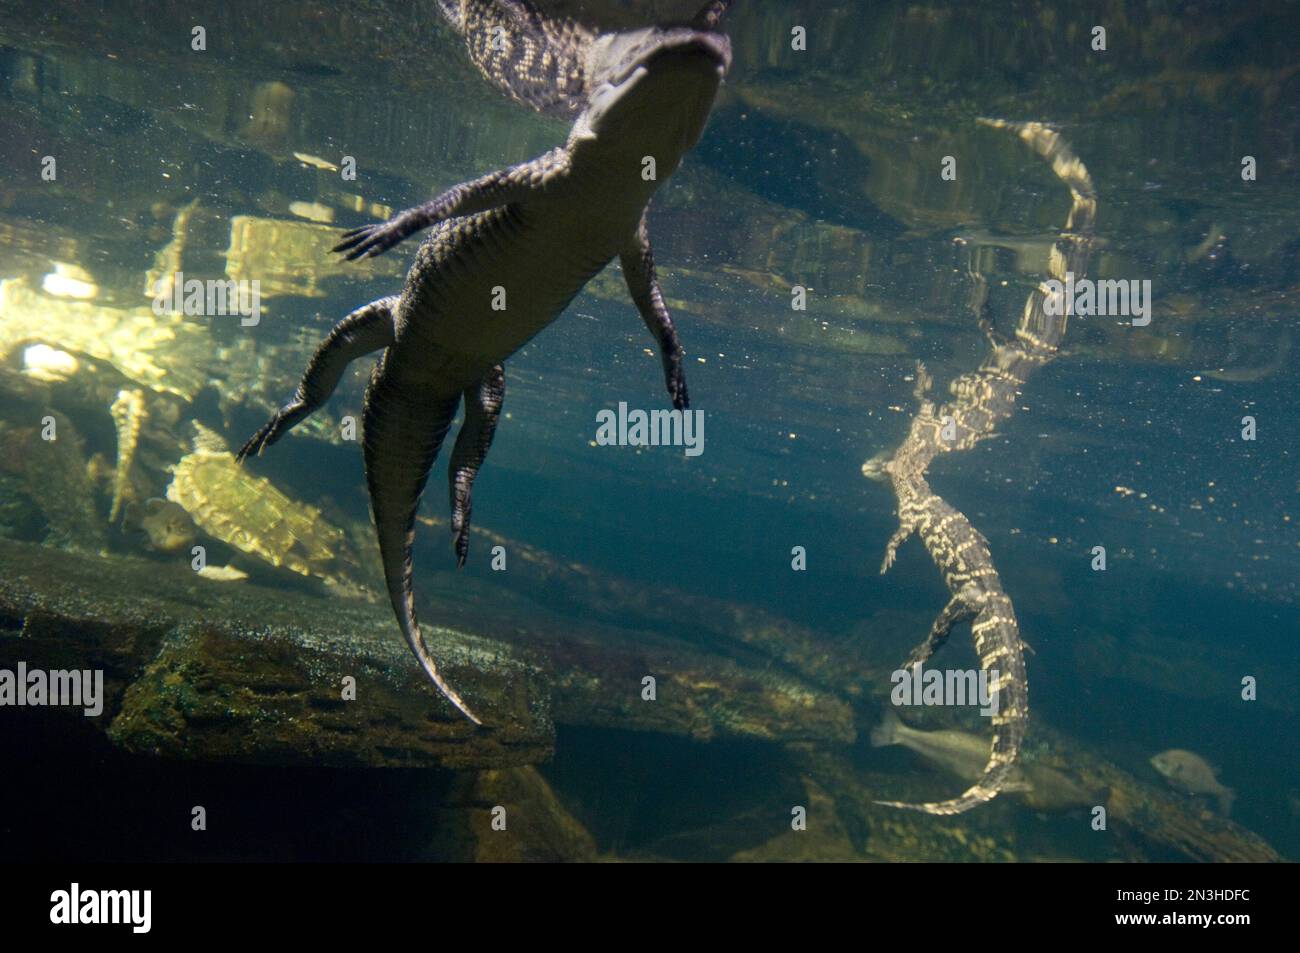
[872,708,1004,781]
[871,710,1102,812]
[123,497,196,554]
[1150,748,1235,816]
[196,564,249,582]
[1202,328,1292,384]
[292,151,339,172]
[288,200,334,224]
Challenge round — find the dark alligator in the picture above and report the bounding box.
[863,121,1097,813]
[238,0,732,723]
[434,0,733,119]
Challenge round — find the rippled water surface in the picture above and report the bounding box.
[0,0,1296,862]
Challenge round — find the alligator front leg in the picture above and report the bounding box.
[332,146,572,260]
[363,356,481,724]
[237,295,397,462]
[620,213,689,409]
[880,518,915,574]
[448,364,505,568]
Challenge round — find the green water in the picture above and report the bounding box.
[0,1,1296,862]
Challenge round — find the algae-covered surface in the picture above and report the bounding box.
[0,0,1296,862]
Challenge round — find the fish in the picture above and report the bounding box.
[872,708,1004,781]
[1202,328,1292,383]
[872,710,1104,813]
[196,564,250,582]
[122,497,196,554]
[1150,748,1235,815]
[292,151,339,172]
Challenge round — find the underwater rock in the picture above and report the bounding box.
[728,777,863,863]
[787,743,1024,862]
[0,474,46,543]
[536,620,854,745]
[0,537,552,770]
[426,766,597,863]
[224,214,402,299]
[416,516,857,743]
[0,276,211,401]
[0,532,852,771]
[14,411,106,554]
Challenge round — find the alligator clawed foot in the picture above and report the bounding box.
[331,220,409,261]
[235,405,299,463]
[234,426,270,464]
[660,352,689,410]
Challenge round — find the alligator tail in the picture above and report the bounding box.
[363,354,482,725]
[877,609,1028,814]
[874,120,1094,814]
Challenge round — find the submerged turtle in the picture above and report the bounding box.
[167,422,369,596]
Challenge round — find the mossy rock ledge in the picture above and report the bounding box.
[0,537,854,771]
[0,538,551,770]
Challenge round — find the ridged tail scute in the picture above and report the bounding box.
[363,356,481,725]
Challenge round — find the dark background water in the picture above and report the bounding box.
[0,0,1296,861]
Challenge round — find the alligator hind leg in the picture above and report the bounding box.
[236,296,398,462]
[363,356,480,724]
[902,593,976,669]
[621,212,689,410]
[448,364,505,568]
